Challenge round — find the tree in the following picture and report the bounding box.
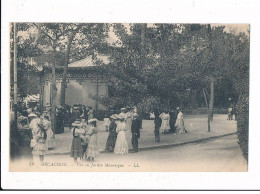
[10,23,43,99]
[59,24,82,106]
[33,23,68,133]
[60,23,109,106]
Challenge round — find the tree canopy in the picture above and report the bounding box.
[10,23,249,113]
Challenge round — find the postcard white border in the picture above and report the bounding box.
[2,0,260,190]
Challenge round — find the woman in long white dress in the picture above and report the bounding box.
[114,116,128,155]
[42,115,56,149]
[175,108,187,134]
[125,111,133,131]
[160,111,170,134]
[85,119,99,161]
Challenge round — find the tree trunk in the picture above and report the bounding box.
[60,30,78,106]
[209,78,214,121]
[203,89,210,132]
[39,73,44,112]
[95,72,99,110]
[207,24,214,122]
[13,23,18,127]
[51,63,57,134]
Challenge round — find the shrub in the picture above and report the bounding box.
[236,93,249,161]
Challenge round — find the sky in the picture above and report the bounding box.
[107,23,250,45]
[16,23,249,46]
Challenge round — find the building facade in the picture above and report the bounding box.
[40,56,109,110]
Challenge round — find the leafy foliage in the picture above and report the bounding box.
[10,23,249,160]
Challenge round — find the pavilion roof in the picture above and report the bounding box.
[68,55,110,68]
[43,54,110,69]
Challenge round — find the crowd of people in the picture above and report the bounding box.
[154,107,187,142]
[69,106,187,163]
[70,107,142,163]
[15,102,187,164]
[24,109,56,163]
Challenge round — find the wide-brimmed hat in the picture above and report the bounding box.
[75,118,81,122]
[18,115,27,122]
[132,113,138,118]
[118,115,125,120]
[28,113,37,117]
[120,108,126,111]
[110,114,118,120]
[72,119,82,127]
[88,118,98,124]
[57,105,63,109]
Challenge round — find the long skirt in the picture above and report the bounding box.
[85,134,99,159]
[125,118,132,131]
[70,137,83,158]
[114,131,128,155]
[161,119,170,133]
[105,133,117,151]
[46,128,56,149]
[32,142,48,156]
[55,119,64,134]
[176,119,186,134]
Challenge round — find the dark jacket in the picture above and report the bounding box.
[109,120,117,136]
[131,118,141,138]
[154,116,162,128]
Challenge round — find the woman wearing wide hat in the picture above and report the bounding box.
[41,113,56,149]
[175,107,187,134]
[105,114,118,152]
[70,119,85,163]
[85,118,99,161]
[114,115,128,155]
[160,110,170,134]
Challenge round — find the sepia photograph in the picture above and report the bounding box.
[9,22,249,172]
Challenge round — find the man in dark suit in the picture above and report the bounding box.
[154,109,162,142]
[131,113,141,152]
[169,108,178,134]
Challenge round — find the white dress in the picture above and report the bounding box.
[29,118,41,139]
[125,112,133,131]
[160,113,170,133]
[119,112,127,121]
[114,122,128,155]
[42,118,56,149]
[103,118,110,128]
[175,112,186,134]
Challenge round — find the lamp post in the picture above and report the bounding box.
[13,23,18,127]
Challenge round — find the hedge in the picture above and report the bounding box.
[236,93,249,161]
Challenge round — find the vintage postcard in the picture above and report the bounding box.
[3,0,260,191]
[8,22,249,172]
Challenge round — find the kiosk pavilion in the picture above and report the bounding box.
[40,55,109,110]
